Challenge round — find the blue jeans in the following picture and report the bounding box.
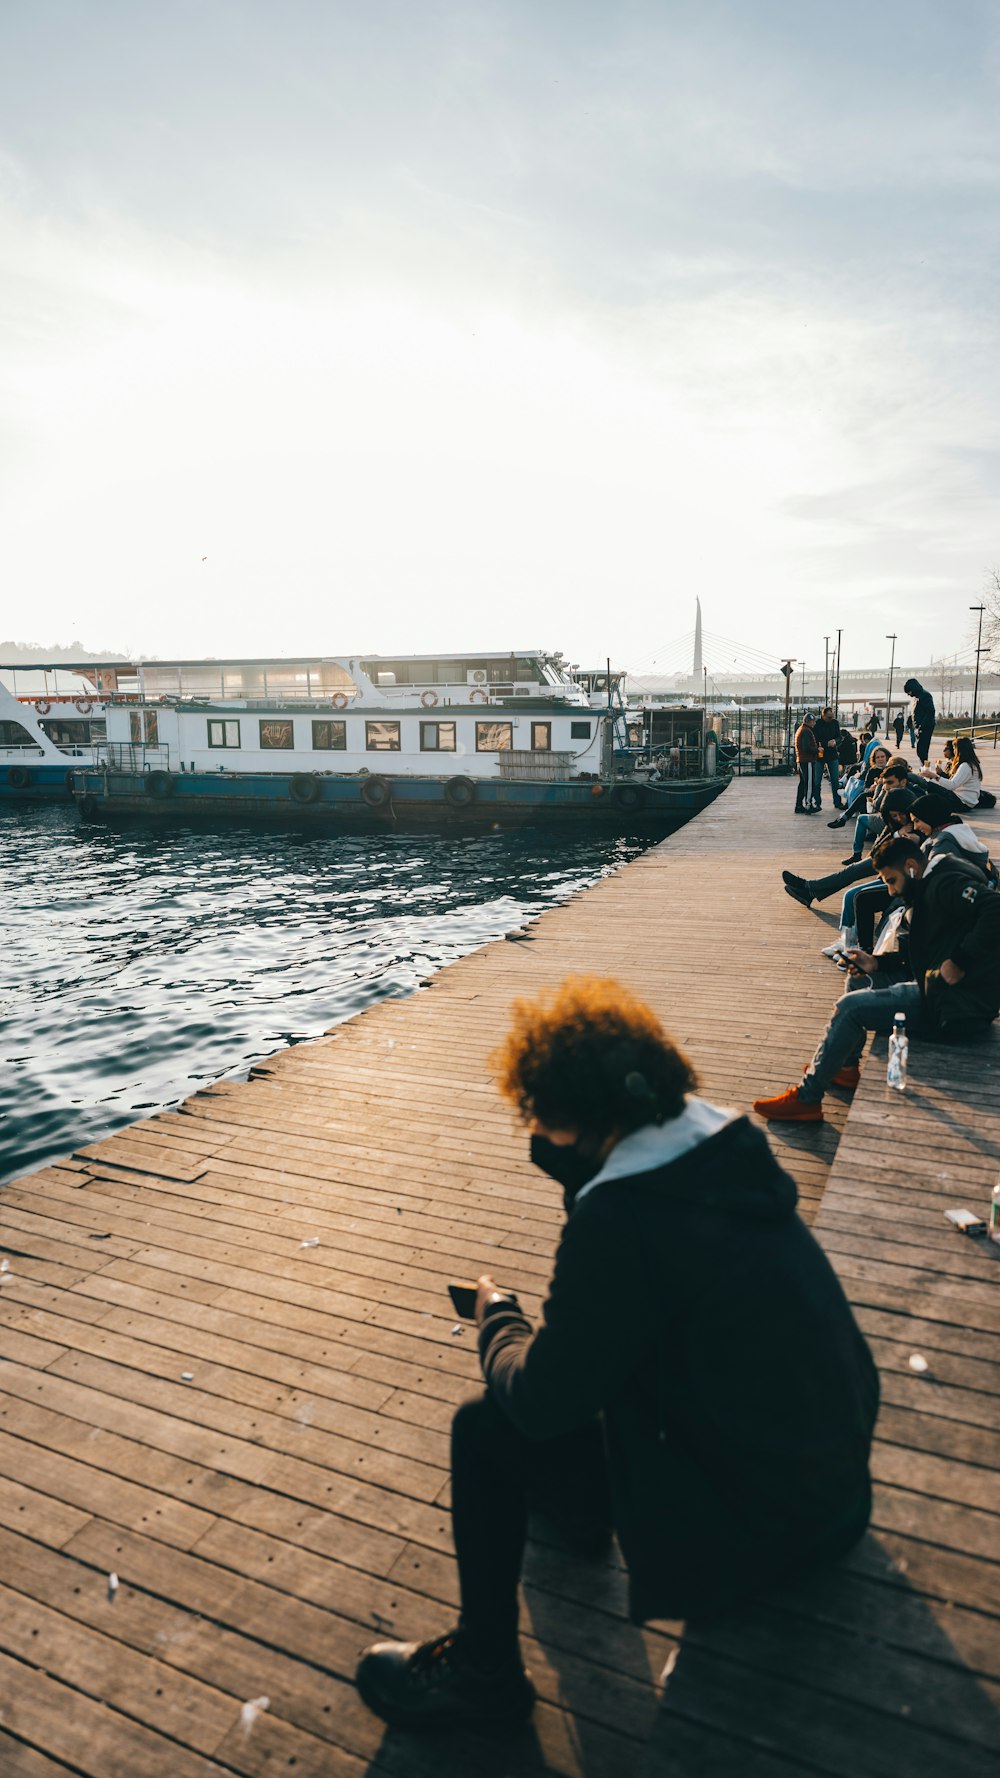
[822,756,841,801]
[848,812,884,856]
[799,980,922,1101]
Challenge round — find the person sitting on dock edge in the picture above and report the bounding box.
[754,836,1000,1123]
[356,977,880,1730]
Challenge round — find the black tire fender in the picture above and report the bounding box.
[361,775,391,807]
[290,773,320,805]
[8,765,30,790]
[79,794,98,820]
[611,782,643,812]
[144,770,174,797]
[444,775,476,807]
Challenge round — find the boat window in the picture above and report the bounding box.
[144,710,159,746]
[208,719,241,748]
[366,720,401,752]
[420,721,456,752]
[0,720,35,748]
[312,720,347,750]
[476,721,513,752]
[129,711,141,746]
[570,720,592,739]
[530,722,552,751]
[40,720,93,746]
[260,719,294,750]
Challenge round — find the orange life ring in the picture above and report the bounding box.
[35,699,51,715]
[75,698,93,715]
[420,689,439,708]
[331,692,348,709]
[469,688,488,704]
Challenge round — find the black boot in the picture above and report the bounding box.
[782,874,814,908]
[356,1629,536,1731]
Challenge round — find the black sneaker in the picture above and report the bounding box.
[783,877,814,908]
[827,816,847,828]
[356,1629,536,1731]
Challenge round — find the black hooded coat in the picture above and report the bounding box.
[479,1117,879,1622]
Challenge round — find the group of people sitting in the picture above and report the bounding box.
[754,730,1000,1122]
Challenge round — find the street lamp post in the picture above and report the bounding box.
[800,661,806,704]
[823,635,830,706]
[970,605,986,739]
[834,628,842,715]
[885,633,898,736]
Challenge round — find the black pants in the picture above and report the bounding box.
[795,762,819,810]
[451,1393,611,1663]
[915,723,935,764]
[852,883,890,951]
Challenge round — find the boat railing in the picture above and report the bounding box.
[95,742,171,771]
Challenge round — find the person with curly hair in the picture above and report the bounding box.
[356,977,879,1732]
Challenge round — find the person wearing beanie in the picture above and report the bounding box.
[754,836,1000,1123]
[902,678,936,764]
[793,713,820,813]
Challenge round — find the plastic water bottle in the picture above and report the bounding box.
[887,1012,908,1090]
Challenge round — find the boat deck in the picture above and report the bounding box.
[1,761,998,1775]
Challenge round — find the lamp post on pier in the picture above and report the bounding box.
[823,635,830,707]
[885,633,898,736]
[970,604,986,739]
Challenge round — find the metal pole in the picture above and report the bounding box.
[823,635,830,707]
[834,628,842,715]
[885,633,897,734]
[970,605,985,739]
[800,661,806,703]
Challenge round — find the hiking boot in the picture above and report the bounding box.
[783,876,814,908]
[832,1064,861,1089]
[356,1629,536,1731]
[752,1087,823,1122]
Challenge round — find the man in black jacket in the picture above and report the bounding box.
[903,677,936,763]
[755,837,1000,1122]
[813,706,845,809]
[356,979,879,1730]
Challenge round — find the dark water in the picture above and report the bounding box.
[1,806,654,1186]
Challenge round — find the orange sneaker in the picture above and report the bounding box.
[752,1086,823,1122]
[832,1064,860,1089]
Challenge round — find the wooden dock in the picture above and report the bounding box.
[1,764,998,1775]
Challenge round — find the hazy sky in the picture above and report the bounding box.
[2,0,998,673]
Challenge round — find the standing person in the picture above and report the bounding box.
[892,709,905,749]
[907,712,916,748]
[356,978,880,1730]
[794,713,820,815]
[813,706,845,810]
[902,677,936,764]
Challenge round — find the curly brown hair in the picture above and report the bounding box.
[490,975,697,1139]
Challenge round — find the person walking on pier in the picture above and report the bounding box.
[794,712,820,814]
[357,978,880,1730]
[754,837,1000,1123]
[892,710,905,750]
[902,677,936,764]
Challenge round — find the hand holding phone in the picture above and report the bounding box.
[448,1283,480,1320]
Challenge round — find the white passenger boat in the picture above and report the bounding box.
[0,674,110,801]
[21,649,728,829]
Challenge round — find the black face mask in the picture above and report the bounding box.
[529,1134,603,1211]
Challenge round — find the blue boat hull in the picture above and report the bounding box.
[0,763,79,802]
[68,768,730,830]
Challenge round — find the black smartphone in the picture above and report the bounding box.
[448,1283,479,1320]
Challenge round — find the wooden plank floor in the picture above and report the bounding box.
[1,760,998,1775]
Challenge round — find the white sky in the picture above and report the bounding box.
[1,0,998,673]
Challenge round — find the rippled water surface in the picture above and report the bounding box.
[1,806,656,1185]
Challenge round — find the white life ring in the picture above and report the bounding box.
[420,689,439,708]
[35,699,51,715]
[75,698,93,715]
[469,688,489,704]
[331,692,348,709]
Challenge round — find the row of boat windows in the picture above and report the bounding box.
[199,718,592,753]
